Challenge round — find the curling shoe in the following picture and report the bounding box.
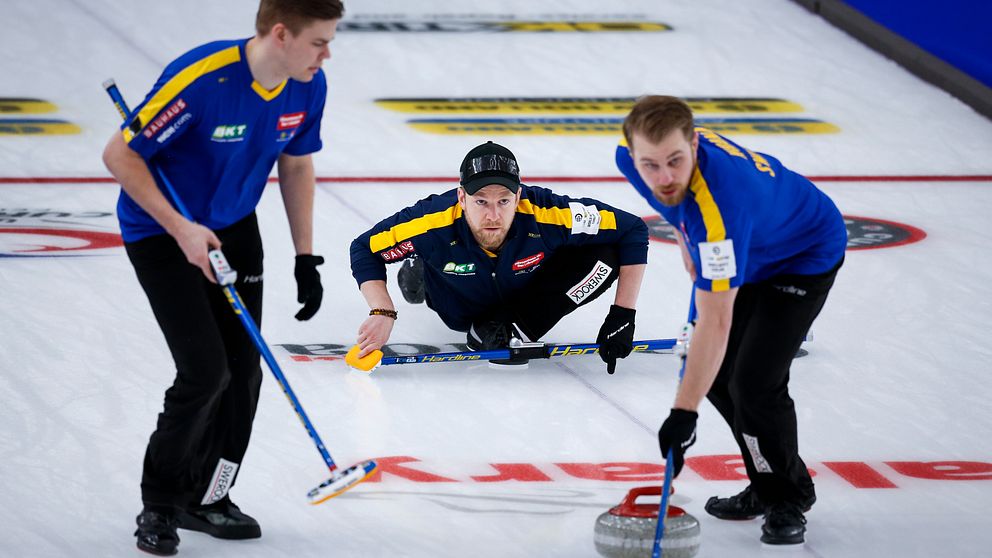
[761,502,807,545]
[178,497,260,540]
[135,507,180,556]
[467,321,530,366]
[467,321,514,351]
[705,485,815,520]
[397,256,426,304]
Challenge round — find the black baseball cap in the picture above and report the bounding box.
[459,141,520,195]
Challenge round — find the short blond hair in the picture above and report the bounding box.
[622,95,695,148]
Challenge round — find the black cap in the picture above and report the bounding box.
[459,141,520,195]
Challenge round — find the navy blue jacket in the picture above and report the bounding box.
[350,184,649,331]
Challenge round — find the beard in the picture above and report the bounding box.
[652,154,696,207]
[653,185,689,207]
[471,222,510,253]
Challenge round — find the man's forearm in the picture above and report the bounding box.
[614,263,646,308]
[278,154,316,255]
[672,287,736,411]
[102,132,188,235]
[359,280,396,310]
[673,318,730,411]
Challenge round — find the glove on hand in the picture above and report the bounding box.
[596,304,636,374]
[657,408,699,477]
[294,254,324,321]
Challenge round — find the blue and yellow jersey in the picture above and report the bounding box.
[117,38,326,242]
[350,184,649,331]
[616,129,846,292]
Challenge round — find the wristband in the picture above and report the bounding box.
[369,308,398,319]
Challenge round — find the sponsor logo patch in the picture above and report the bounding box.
[443,261,476,274]
[277,111,306,130]
[569,203,602,235]
[143,98,187,139]
[156,113,192,144]
[512,252,544,271]
[567,261,613,304]
[211,124,248,142]
[380,240,415,261]
[699,239,736,281]
[201,458,239,505]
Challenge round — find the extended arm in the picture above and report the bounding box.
[673,286,737,411]
[278,153,326,320]
[613,263,645,308]
[277,153,316,255]
[356,279,397,357]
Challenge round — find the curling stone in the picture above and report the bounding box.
[594,486,701,558]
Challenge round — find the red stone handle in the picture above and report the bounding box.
[612,486,683,518]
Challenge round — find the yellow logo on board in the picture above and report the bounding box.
[376,97,803,114]
[0,98,57,114]
[408,118,839,136]
[0,119,81,135]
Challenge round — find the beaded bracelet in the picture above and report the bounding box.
[369,308,398,319]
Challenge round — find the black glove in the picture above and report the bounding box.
[657,408,698,477]
[596,305,636,374]
[294,254,324,321]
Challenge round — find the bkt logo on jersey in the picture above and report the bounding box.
[211,124,247,142]
[443,262,476,275]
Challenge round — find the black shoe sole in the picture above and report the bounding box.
[177,513,261,540]
[704,496,762,520]
[136,541,178,556]
[761,532,806,545]
[705,496,815,521]
[707,510,762,520]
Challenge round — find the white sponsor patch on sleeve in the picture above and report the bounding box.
[698,239,736,281]
[566,261,613,304]
[568,202,602,235]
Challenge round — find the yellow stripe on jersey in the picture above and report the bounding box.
[517,199,618,230]
[688,166,731,292]
[369,204,464,253]
[251,79,287,101]
[123,45,241,143]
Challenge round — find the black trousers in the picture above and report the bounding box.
[506,245,620,340]
[705,258,842,506]
[125,214,263,509]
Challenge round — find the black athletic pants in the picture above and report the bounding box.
[505,244,621,340]
[705,258,842,506]
[125,214,264,510]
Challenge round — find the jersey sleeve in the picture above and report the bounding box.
[122,65,201,160]
[522,185,648,266]
[350,191,459,286]
[282,70,326,156]
[684,164,751,292]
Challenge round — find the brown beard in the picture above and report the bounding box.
[472,226,508,253]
